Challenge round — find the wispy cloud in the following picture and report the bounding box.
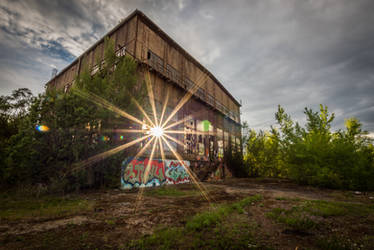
[0,0,373,133]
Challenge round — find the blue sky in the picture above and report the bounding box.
[0,0,373,135]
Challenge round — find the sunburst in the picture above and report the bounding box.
[71,69,215,212]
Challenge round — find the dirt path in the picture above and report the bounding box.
[1,178,373,249]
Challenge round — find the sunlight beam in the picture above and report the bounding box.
[163,115,191,131]
[158,135,166,163]
[101,129,144,134]
[161,136,212,204]
[159,86,170,126]
[133,136,156,159]
[73,88,144,127]
[145,71,159,127]
[161,73,209,128]
[164,130,215,136]
[134,137,158,213]
[68,134,150,175]
[163,133,185,147]
[132,98,156,128]
[162,108,211,131]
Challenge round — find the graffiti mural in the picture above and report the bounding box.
[165,160,190,184]
[121,157,190,189]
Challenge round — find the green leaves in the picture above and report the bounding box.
[243,105,374,190]
[1,37,147,191]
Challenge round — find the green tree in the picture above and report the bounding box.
[2,37,147,191]
[243,105,374,190]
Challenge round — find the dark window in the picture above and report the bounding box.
[147,50,164,72]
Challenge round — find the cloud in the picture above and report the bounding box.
[0,0,373,134]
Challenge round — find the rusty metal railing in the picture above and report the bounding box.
[147,51,240,123]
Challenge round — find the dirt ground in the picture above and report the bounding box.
[1,178,374,249]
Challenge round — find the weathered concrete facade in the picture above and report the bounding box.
[46,10,241,179]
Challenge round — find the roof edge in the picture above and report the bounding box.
[136,10,241,106]
[45,9,139,86]
[46,9,241,107]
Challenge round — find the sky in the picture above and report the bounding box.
[0,0,373,134]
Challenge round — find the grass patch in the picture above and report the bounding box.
[0,195,94,221]
[105,219,116,225]
[275,197,287,201]
[130,195,264,249]
[145,186,197,197]
[266,207,317,231]
[186,194,262,231]
[304,200,347,217]
[132,227,183,249]
[267,198,374,232]
[317,236,354,250]
[304,200,374,218]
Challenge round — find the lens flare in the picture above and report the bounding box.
[69,69,214,213]
[101,135,110,141]
[36,125,49,132]
[150,126,164,137]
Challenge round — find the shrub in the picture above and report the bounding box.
[243,105,374,190]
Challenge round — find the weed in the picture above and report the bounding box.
[186,207,225,231]
[267,199,374,233]
[0,195,94,221]
[129,195,264,249]
[304,200,374,218]
[275,197,287,201]
[304,200,347,217]
[317,236,352,250]
[145,186,196,197]
[186,195,262,231]
[133,227,182,249]
[105,219,116,225]
[266,207,317,231]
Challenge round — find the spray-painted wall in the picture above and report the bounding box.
[121,157,190,189]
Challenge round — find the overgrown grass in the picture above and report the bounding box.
[317,236,353,250]
[305,200,374,217]
[186,194,262,231]
[274,196,301,202]
[0,194,94,221]
[267,198,374,232]
[266,207,318,231]
[130,195,264,249]
[145,186,197,197]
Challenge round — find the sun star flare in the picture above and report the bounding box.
[149,126,164,137]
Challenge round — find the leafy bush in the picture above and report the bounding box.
[0,37,146,192]
[244,105,374,190]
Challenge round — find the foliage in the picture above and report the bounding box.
[186,194,262,232]
[266,198,374,235]
[145,186,197,197]
[225,133,247,177]
[266,206,318,231]
[131,195,263,249]
[0,37,146,192]
[0,193,94,221]
[0,88,35,183]
[243,105,374,190]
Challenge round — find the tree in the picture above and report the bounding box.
[0,88,34,140]
[2,37,147,191]
[242,105,374,190]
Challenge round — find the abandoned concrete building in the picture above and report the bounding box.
[46,10,241,187]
